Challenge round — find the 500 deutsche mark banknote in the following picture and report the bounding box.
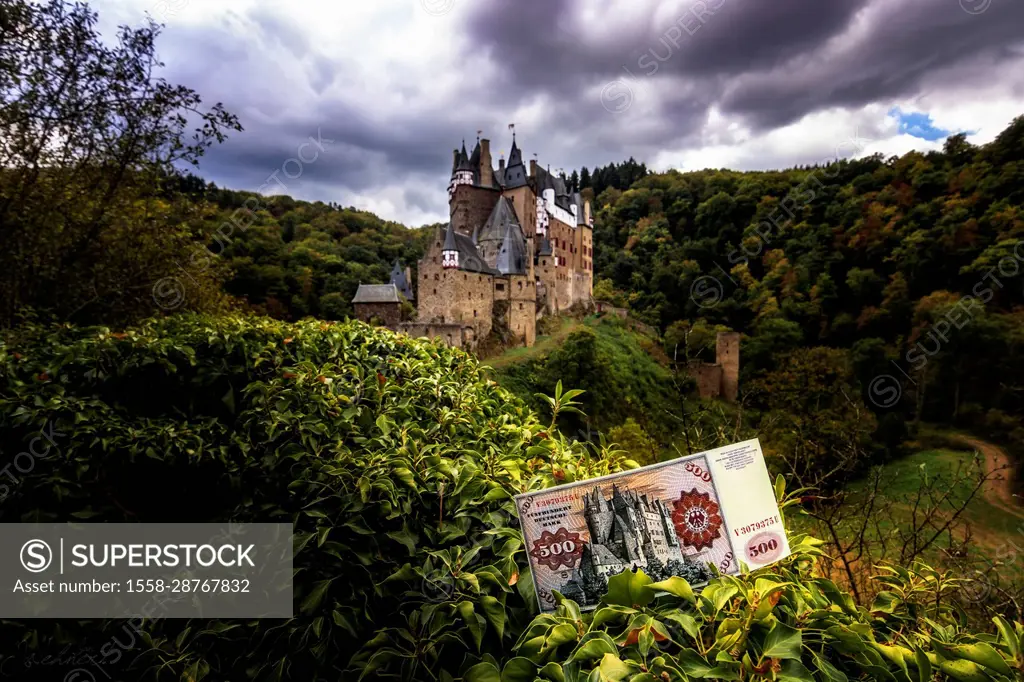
[514,439,789,613]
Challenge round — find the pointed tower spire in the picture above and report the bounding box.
[442,223,459,269]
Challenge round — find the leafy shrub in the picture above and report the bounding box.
[465,536,1024,682]
[0,314,637,680]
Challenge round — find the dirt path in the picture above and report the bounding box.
[950,434,1024,521]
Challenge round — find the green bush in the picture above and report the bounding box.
[2,314,1019,681]
[0,314,636,680]
[466,536,1024,682]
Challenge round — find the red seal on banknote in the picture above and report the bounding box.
[671,488,723,551]
[745,531,783,564]
[529,527,584,570]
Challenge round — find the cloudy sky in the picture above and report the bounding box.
[91,0,1024,226]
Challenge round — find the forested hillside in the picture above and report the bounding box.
[588,125,1024,450]
[171,176,432,321]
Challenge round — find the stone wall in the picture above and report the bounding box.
[417,235,495,338]
[682,332,741,401]
[506,274,537,346]
[354,302,400,326]
[505,185,537,244]
[450,184,500,237]
[396,323,476,350]
[595,301,628,318]
[688,362,723,399]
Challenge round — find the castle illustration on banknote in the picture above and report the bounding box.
[514,439,789,612]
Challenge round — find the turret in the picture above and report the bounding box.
[504,133,528,188]
[442,222,459,269]
[448,140,475,200]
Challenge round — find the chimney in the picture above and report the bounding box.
[498,157,505,174]
[584,200,591,226]
[452,148,459,171]
[480,138,493,187]
[530,159,537,178]
[405,266,411,283]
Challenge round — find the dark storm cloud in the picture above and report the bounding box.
[147,8,476,218]
[101,0,1024,223]
[464,0,865,87]
[719,0,1024,129]
[462,0,1024,131]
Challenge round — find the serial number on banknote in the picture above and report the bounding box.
[733,515,779,537]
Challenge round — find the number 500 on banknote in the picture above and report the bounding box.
[514,438,789,613]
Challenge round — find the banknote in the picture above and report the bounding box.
[514,438,789,613]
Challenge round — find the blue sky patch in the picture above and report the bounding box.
[889,108,957,141]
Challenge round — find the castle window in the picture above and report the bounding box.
[433,288,437,295]
[464,274,467,280]
[474,310,477,318]
[434,273,439,280]
[496,283,504,291]
[518,281,522,290]
[519,303,523,310]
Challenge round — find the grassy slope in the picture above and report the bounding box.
[787,435,1024,582]
[482,317,583,370]
[483,314,680,438]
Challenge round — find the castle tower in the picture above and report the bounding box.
[449,137,500,237]
[717,332,740,402]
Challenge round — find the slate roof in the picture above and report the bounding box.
[495,217,529,275]
[503,136,528,188]
[389,259,414,300]
[439,224,498,275]
[474,196,520,244]
[573,191,586,220]
[537,238,553,256]
[352,283,401,304]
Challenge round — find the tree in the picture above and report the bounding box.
[0,0,242,326]
[580,166,591,189]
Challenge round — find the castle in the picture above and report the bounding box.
[550,483,710,605]
[352,131,595,349]
[579,484,685,578]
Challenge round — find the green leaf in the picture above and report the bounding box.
[762,621,802,661]
[778,659,814,682]
[992,615,1019,658]
[538,662,565,682]
[568,633,618,662]
[546,623,579,649]
[480,595,507,640]
[604,569,654,608]
[935,659,991,682]
[649,576,695,604]
[676,649,714,677]
[299,579,331,614]
[464,662,502,682]
[662,612,699,641]
[500,657,537,682]
[598,654,632,682]
[456,601,486,651]
[944,642,1013,677]
[912,646,931,682]
[591,604,636,629]
[811,651,848,682]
